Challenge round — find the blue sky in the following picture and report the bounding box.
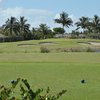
[0,0,100,30]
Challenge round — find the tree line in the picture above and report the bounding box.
[0,12,100,42]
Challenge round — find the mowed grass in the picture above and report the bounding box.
[0,61,100,100]
[0,39,100,100]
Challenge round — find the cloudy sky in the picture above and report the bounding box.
[0,0,100,30]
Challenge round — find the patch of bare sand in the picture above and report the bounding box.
[88,42,100,46]
[17,42,57,46]
[78,42,100,46]
[38,42,57,45]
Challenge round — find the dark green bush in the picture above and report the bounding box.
[0,36,24,42]
[40,47,50,53]
[86,47,95,52]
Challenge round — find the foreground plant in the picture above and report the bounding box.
[0,78,66,100]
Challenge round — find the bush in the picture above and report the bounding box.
[69,47,84,52]
[56,47,96,53]
[40,47,50,53]
[86,47,95,52]
[56,47,85,52]
[0,36,24,42]
[0,78,66,100]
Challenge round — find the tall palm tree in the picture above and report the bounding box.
[54,12,73,33]
[19,16,31,39]
[92,15,100,33]
[38,24,51,39]
[75,16,90,32]
[3,17,19,36]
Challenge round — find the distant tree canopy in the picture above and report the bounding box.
[2,16,32,40]
[0,12,100,42]
[53,27,65,34]
[32,24,53,40]
[54,12,73,33]
[74,15,100,39]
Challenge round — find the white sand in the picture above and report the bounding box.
[88,42,100,46]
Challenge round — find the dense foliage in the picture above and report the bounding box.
[53,27,65,34]
[0,12,100,42]
[0,78,66,100]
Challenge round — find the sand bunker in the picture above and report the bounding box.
[17,42,57,46]
[78,42,100,46]
[78,42,91,45]
[38,42,57,45]
[17,44,36,46]
[88,42,100,46]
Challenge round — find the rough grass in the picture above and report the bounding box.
[0,38,100,100]
[0,38,100,53]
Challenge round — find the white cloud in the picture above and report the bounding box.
[69,14,78,23]
[54,13,60,19]
[0,7,77,32]
[0,7,53,17]
[0,7,54,27]
[1,7,23,17]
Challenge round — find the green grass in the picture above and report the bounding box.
[0,38,99,53]
[0,38,100,100]
[0,61,100,100]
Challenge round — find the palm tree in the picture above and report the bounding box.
[38,24,52,39]
[19,16,31,39]
[75,16,90,32]
[3,17,19,36]
[92,15,100,33]
[54,12,73,33]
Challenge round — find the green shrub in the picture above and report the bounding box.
[0,78,66,100]
[86,47,95,52]
[24,49,28,53]
[69,47,84,52]
[40,47,50,53]
[56,47,96,53]
[56,47,85,52]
